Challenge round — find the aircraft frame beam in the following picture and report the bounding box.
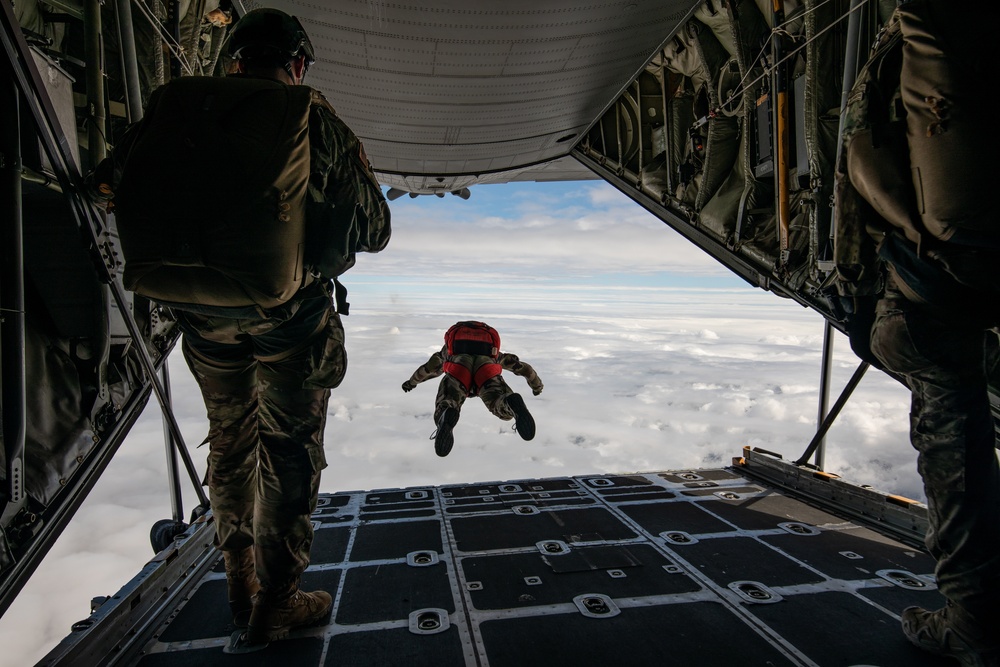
[1,66,26,508]
[83,0,107,168]
[159,363,185,523]
[796,360,870,466]
[824,0,867,263]
[813,319,836,469]
[113,0,144,123]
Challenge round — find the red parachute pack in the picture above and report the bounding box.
[444,321,501,358]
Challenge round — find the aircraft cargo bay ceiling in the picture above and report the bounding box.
[258,0,700,196]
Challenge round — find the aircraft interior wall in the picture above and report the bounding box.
[576,0,890,312]
[2,0,182,618]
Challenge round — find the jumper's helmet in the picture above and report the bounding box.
[227,8,315,70]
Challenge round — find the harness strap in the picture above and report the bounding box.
[443,361,503,396]
[443,361,473,393]
[333,278,349,315]
[473,363,502,388]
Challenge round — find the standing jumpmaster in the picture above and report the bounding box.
[91,7,391,649]
[402,322,544,456]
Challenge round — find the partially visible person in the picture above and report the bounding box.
[844,2,1000,665]
[402,321,543,456]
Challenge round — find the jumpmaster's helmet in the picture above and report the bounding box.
[227,8,315,73]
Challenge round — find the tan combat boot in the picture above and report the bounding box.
[223,547,259,628]
[245,584,332,644]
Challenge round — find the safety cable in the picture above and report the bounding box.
[129,0,197,76]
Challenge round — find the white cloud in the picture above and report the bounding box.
[366,182,726,280]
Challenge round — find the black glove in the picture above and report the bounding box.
[532,385,543,396]
[85,157,116,212]
[402,381,416,393]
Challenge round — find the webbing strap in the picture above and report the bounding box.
[443,361,502,396]
[333,278,349,315]
[443,361,473,393]
[473,363,502,388]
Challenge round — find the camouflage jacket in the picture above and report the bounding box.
[305,91,391,280]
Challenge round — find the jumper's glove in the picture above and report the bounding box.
[86,157,117,213]
[532,385,543,396]
[402,380,416,393]
[94,183,115,212]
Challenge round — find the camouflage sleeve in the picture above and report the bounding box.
[408,350,446,385]
[498,353,543,395]
[309,93,392,252]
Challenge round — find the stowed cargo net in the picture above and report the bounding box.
[114,76,315,310]
[442,321,502,396]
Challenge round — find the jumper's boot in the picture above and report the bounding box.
[505,393,535,441]
[245,583,332,644]
[901,601,999,667]
[223,547,259,628]
[434,408,460,457]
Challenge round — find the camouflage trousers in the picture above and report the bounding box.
[870,274,1000,619]
[179,286,347,591]
[433,374,515,424]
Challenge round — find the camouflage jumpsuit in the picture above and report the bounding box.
[405,348,543,424]
[180,90,389,592]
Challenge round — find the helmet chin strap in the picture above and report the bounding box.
[284,55,307,84]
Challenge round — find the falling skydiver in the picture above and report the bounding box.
[402,321,544,456]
